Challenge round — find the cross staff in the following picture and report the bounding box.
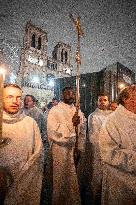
[69,14,84,110]
[69,14,84,168]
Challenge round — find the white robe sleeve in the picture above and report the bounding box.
[17,120,43,178]
[99,122,136,174]
[47,108,76,146]
[88,115,101,145]
[78,112,86,152]
[4,120,43,205]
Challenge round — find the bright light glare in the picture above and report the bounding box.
[48,79,54,87]
[65,68,71,75]
[32,76,40,84]
[0,67,6,75]
[10,73,16,83]
[119,83,125,89]
[0,67,6,79]
[39,59,43,66]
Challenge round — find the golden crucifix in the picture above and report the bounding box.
[69,14,84,110]
[69,14,84,168]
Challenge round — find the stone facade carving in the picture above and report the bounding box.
[17,21,72,106]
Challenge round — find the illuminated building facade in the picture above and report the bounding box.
[17,21,72,105]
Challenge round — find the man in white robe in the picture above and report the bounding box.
[24,94,50,205]
[87,94,111,204]
[99,84,136,205]
[47,87,86,205]
[24,95,47,146]
[109,101,118,111]
[0,84,43,205]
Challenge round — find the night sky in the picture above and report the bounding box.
[0,0,136,77]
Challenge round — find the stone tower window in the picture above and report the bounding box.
[37,37,41,50]
[31,34,36,48]
[61,49,63,62]
[53,52,57,60]
[65,51,67,63]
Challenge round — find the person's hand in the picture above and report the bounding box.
[72,112,80,127]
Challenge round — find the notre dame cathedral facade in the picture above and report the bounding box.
[17,21,72,106]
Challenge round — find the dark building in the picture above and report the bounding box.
[54,62,135,118]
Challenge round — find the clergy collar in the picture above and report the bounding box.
[60,102,75,108]
[3,110,26,124]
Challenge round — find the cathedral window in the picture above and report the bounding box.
[65,51,68,63]
[54,63,57,70]
[31,34,36,48]
[53,52,57,60]
[51,64,54,70]
[47,60,51,69]
[37,37,41,50]
[61,49,63,62]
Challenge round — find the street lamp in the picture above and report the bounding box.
[47,74,55,89]
[118,82,126,92]
[48,79,54,87]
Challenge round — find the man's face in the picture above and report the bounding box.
[52,99,58,106]
[3,87,22,114]
[110,102,118,111]
[123,89,136,114]
[63,89,75,105]
[98,96,109,110]
[24,96,35,109]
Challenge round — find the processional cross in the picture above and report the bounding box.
[69,14,84,168]
[69,14,84,110]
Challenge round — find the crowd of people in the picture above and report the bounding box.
[0,82,136,205]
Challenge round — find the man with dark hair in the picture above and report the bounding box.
[52,97,59,107]
[87,93,111,204]
[24,94,49,205]
[99,84,136,205]
[0,83,43,204]
[24,94,46,142]
[4,83,22,90]
[47,86,86,205]
[109,101,118,111]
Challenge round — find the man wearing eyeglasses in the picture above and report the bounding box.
[0,83,43,205]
